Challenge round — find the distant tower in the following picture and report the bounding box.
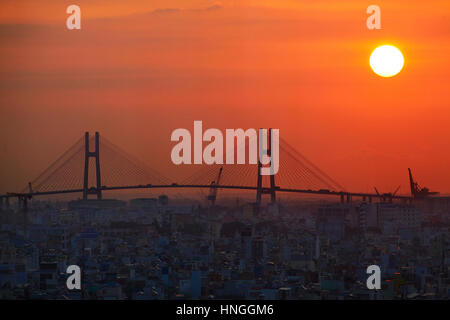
[83,132,102,200]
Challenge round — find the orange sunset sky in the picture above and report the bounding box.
[0,0,449,195]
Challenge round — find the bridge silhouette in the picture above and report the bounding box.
[0,131,411,210]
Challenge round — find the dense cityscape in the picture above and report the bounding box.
[0,194,448,300]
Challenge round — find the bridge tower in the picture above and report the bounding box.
[256,128,277,207]
[83,132,102,200]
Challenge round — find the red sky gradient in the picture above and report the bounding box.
[0,0,449,195]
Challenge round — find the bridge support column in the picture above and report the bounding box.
[256,128,277,208]
[256,157,262,206]
[362,196,366,202]
[5,197,9,210]
[95,132,102,200]
[0,197,3,211]
[83,132,102,200]
[340,193,345,204]
[346,194,351,203]
[83,132,89,199]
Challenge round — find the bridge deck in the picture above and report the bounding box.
[0,184,412,200]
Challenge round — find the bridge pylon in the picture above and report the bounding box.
[83,132,102,200]
[256,128,277,208]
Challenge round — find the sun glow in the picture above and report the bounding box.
[370,45,404,77]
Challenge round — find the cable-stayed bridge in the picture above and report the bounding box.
[0,131,412,209]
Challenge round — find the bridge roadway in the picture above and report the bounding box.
[0,184,412,202]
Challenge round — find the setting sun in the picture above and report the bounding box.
[370,45,404,77]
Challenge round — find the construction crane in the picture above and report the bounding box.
[373,185,401,202]
[207,167,223,206]
[408,168,439,199]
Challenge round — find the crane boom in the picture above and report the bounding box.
[408,168,439,198]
